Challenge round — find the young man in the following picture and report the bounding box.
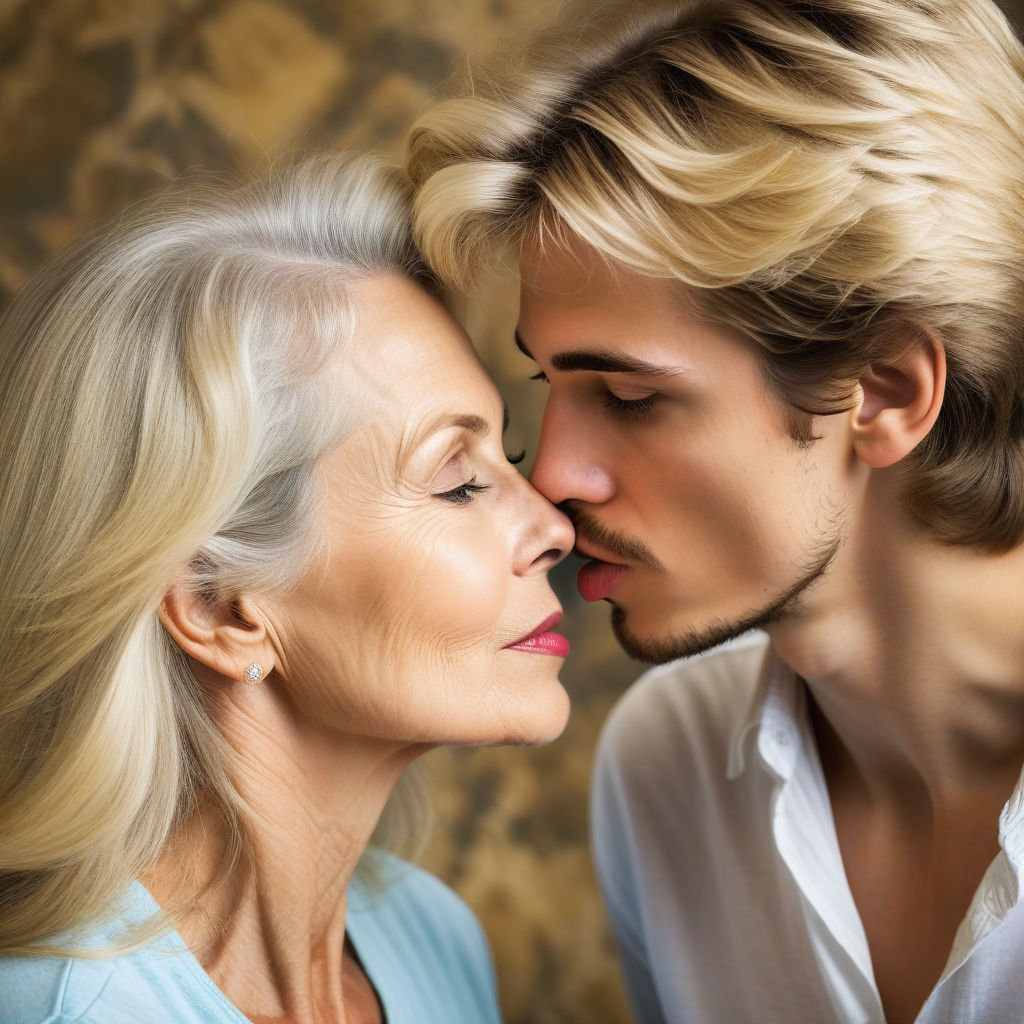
[408,1,1024,1021]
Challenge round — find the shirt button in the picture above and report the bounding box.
[772,727,790,746]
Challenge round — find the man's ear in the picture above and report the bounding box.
[851,331,946,469]
[159,578,274,685]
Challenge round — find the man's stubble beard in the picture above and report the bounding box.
[610,527,846,665]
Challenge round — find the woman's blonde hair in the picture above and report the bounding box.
[409,0,1024,550]
[0,154,429,955]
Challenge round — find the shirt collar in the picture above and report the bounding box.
[727,643,1024,886]
[726,642,1024,855]
[999,763,1024,876]
[726,643,803,781]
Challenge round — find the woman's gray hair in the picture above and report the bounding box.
[0,153,429,955]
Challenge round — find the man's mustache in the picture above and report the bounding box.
[563,502,665,571]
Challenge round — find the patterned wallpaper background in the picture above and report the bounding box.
[2,2,1021,1022]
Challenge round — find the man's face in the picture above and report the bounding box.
[517,239,856,663]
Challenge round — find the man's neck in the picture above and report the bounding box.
[767,519,1024,812]
[766,515,1024,1024]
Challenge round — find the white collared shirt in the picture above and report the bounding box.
[591,633,1024,1023]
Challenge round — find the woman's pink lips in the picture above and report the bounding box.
[504,611,570,658]
[577,559,629,602]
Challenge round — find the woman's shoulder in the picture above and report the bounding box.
[0,949,100,1024]
[353,851,473,917]
[0,886,243,1024]
[0,944,241,1024]
[349,852,492,965]
[0,947,156,1024]
[349,852,503,1023]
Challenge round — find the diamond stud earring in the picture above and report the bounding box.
[243,663,263,684]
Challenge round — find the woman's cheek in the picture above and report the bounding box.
[310,514,509,683]
[421,524,509,640]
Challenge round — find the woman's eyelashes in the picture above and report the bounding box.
[433,452,523,505]
[429,452,492,505]
[435,477,491,505]
[429,417,524,506]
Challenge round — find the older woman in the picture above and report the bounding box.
[0,155,573,1024]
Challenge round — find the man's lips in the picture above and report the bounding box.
[504,611,570,658]
[577,559,630,602]
[573,540,630,603]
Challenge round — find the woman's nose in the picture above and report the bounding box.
[515,480,576,576]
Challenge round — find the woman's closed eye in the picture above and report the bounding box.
[435,477,491,505]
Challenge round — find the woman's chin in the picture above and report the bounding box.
[467,682,572,749]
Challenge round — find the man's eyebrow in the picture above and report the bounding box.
[552,351,687,377]
[514,330,686,378]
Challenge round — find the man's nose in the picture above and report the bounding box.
[528,401,615,507]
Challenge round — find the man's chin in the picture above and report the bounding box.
[607,532,843,664]
[610,606,755,664]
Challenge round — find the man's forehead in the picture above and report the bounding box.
[515,263,751,374]
[521,234,627,295]
[518,237,690,317]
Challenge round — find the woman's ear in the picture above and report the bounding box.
[159,579,274,685]
[851,331,946,469]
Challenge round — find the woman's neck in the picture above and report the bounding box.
[143,680,429,1023]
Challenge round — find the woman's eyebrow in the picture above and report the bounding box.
[432,412,489,435]
[399,405,511,475]
[442,406,512,436]
[412,403,510,449]
[514,330,688,378]
[399,412,486,473]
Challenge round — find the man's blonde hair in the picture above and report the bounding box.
[409,0,1024,550]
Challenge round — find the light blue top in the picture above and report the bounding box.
[0,858,502,1024]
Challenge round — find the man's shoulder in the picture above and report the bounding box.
[589,632,778,965]
[595,631,772,782]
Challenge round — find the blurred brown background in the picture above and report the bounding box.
[2,2,1022,1022]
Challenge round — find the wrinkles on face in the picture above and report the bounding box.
[259,274,570,749]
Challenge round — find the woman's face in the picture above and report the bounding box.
[264,274,575,748]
